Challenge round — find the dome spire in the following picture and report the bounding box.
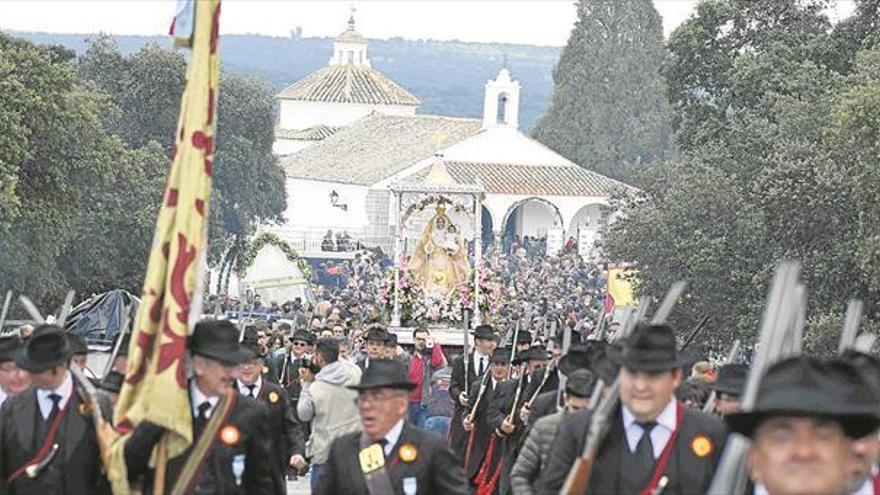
[330,4,370,67]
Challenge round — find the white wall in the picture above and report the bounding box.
[273,179,371,244]
[482,193,608,236]
[517,201,557,237]
[278,100,417,131]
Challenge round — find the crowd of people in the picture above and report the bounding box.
[0,246,877,495]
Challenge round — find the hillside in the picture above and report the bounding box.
[11,31,561,130]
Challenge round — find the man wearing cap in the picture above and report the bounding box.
[315,360,467,495]
[0,332,30,408]
[0,324,108,494]
[296,338,362,490]
[538,323,727,495]
[463,347,512,484]
[450,324,497,458]
[239,328,302,491]
[708,363,747,416]
[123,320,282,494]
[358,326,390,372]
[728,356,880,495]
[511,368,594,495]
[487,345,549,495]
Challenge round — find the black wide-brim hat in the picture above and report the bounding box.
[559,342,607,376]
[0,333,23,363]
[726,356,880,439]
[516,330,533,344]
[472,324,495,340]
[347,359,416,391]
[609,323,680,372]
[490,347,511,363]
[189,320,253,366]
[292,329,315,344]
[67,333,88,355]
[17,324,72,373]
[363,327,389,343]
[708,363,748,396]
[566,369,595,398]
[514,345,549,364]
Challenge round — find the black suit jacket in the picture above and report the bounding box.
[486,377,531,494]
[536,404,728,495]
[239,379,302,487]
[125,392,283,495]
[449,353,481,456]
[315,422,468,495]
[463,376,500,479]
[0,381,109,495]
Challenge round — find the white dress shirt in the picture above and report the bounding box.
[383,418,405,457]
[190,381,220,419]
[473,351,489,376]
[0,387,8,409]
[237,375,263,399]
[37,370,73,420]
[622,398,678,458]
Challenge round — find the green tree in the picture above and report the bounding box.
[531,0,671,181]
[78,36,287,267]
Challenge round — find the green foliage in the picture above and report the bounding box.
[0,32,285,310]
[605,1,880,354]
[531,0,672,181]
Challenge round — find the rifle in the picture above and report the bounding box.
[463,309,471,397]
[18,293,114,475]
[526,358,557,409]
[679,315,710,352]
[707,262,803,494]
[838,299,863,354]
[702,339,741,415]
[562,282,687,495]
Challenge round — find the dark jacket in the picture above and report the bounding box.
[536,403,728,495]
[0,381,109,495]
[487,376,532,495]
[464,375,500,480]
[510,410,566,495]
[240,379,303,484]
[314,422,468,495]
[449,353,481,457]
[124,392,283,495]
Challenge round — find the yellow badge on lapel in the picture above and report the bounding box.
[220,425,240,446]
[399,443,418,463]
[359,443,385,473]
[691,435,713,458]
[268,391,279,404]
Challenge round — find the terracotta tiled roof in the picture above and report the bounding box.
[405,161,630,197]
[274,125,340,141]
[277,65,420,106]
[280,113,482,185]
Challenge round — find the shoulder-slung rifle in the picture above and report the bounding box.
[562,281,688,494]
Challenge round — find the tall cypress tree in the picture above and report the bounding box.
[532,0,671,181]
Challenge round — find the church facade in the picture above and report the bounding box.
[266,14,633,260]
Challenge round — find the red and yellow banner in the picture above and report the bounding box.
[108,0,221,491]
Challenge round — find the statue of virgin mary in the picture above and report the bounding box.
[408,206,471,298]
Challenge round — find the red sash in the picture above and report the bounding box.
[872,472,880,495]
[639,401,683,495]
[7,394,74,482]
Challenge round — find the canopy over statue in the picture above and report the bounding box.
[409,206,471,297]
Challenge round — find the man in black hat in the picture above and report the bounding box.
[67,333,88,372]
[524,342,601,424]
[728,356,880,495]
[357,326,390,372]
[0,324,108,494]
[538,323,727,495]
[315,360,467,494]
[511,368,594,495]
[238,328,302,490]
[841,349,880,495]
[708,363,747,416]
[0,331,30,408]
[123,320,282,494]
[487,345,549,494]
[462,347,512,484]
[450,324,497,459]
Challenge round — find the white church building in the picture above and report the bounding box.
[267,14,633,258]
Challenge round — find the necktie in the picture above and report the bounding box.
[635,421,657,482]
[478,357,485,376]
[194,401,211,437]
[377,438,389,458]
[47,393,61,422]
[246,384,256,398]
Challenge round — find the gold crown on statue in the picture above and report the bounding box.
[435,206,447,216]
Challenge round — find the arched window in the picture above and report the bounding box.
[496,92,508,124]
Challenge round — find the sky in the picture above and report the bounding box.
[0,0,857,47]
